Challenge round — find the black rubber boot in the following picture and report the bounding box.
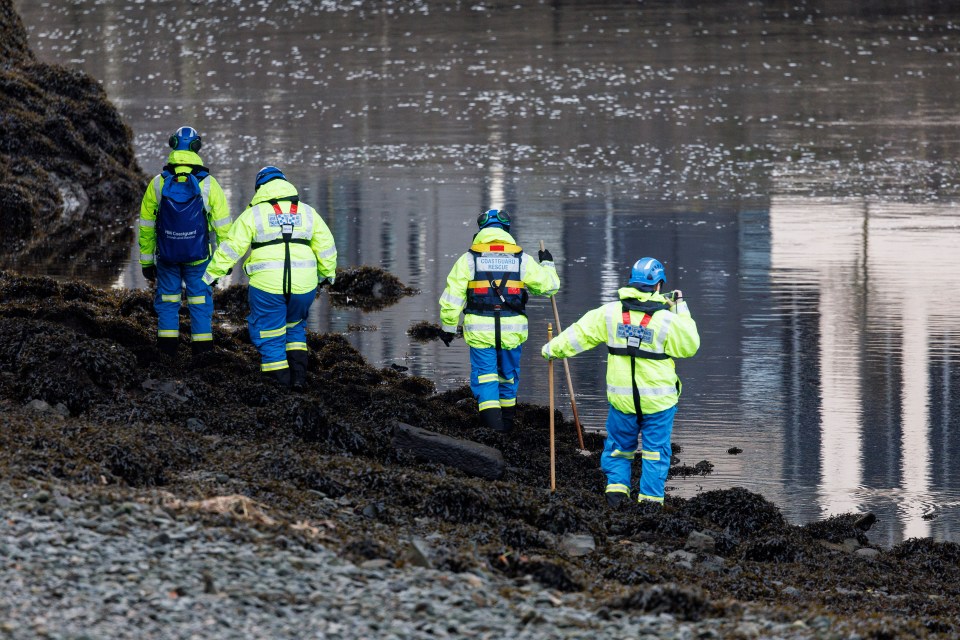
[606,492,628,509]
[501,406,516,432]
[157,336,179,357]
[480,407,506,432]
[191,341,213,357]
[287,351,309,390]
[263,368,291,389]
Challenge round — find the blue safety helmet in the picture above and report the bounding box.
[254,166,286,190]
[629,257,666,287]
[168,126,202,152]
[477,209,511,231]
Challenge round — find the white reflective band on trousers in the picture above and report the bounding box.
[246,259,317,274]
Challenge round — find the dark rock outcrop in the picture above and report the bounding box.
[0,0,144,279]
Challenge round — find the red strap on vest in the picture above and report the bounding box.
[270,202,298,215]
[622,310,653,326]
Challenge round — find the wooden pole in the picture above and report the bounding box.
[548,322,556,492]
[539,240,587,451]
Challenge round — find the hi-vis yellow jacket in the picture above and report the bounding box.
[440,227,560,349]
[542,287,700,414]
[138,150,231,266]
[202,179,337,295]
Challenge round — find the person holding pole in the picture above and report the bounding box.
[540,257,700,507]
[439,209,560,433]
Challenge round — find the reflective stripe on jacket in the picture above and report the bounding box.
[202,178,337,295]
[138,150,231,266]
[439,227,559,349]
[543,287,700,414]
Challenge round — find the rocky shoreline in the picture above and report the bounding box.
[1,271,959,639]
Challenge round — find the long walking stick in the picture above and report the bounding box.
[548,322,556,492]
[539,240,587,450]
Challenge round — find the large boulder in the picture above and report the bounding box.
[393,422,505,480]
[0,0,145,279]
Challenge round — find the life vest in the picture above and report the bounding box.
[607,296,672,417]
[463,242,527,317]
[249,197,312,301]
[154,165,211,263]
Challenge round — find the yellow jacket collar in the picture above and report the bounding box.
[473,227,517,245]
[250,179,299,205]
[166,150,204,166]
[618,286,666,303]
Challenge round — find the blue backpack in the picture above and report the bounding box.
[154,166,211,263]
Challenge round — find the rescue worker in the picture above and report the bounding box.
[138,125,232,357]
[541,258,699,507]
[439,209,560,432]
[202,166,337,389]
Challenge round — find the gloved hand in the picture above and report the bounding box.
[541,344,554,360]
[665,289,683,308]
[209,279,219,288]
[439,331,454,347]
[538,248,553,263]
[141,265,156,282]
[226,267,233,276]
[319,275,336,287]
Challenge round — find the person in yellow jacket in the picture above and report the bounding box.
[440,209,560,432]
[542,257,700,507]
[202,166,337,389]
[138,125,231,357]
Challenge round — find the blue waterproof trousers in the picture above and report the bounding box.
[469,345,522,413]
[601,404,678,504]
[247,286,316,372]
[154,259,213,343]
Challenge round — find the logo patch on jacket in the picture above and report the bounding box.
[476,255,520,272]
[268,213,302,227]
[617,323,653,344]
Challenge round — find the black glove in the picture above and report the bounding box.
[538,249,553,263]
[210,279,219,288]
[226,267,233,276]
[141,265,156,282]
[439,332,454,347]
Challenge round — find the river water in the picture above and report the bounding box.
[15,0,960,547]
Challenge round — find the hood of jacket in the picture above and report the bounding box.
[473,226,518,246]
[618,286,667,304]
[166,150,204,168]
[250,179,299,206]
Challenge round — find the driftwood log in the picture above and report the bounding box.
[392,422,505,480]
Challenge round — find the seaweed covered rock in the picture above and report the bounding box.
[0,0,144,279]
[329,266,418,311]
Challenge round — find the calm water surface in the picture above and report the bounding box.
[15,0,960,546]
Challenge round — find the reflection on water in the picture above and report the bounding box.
[15,0,960,545]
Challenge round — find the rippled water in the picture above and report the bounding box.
[16,0,960,546]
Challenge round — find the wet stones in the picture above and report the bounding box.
[685,529,717,554]
[606,583,717,622]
